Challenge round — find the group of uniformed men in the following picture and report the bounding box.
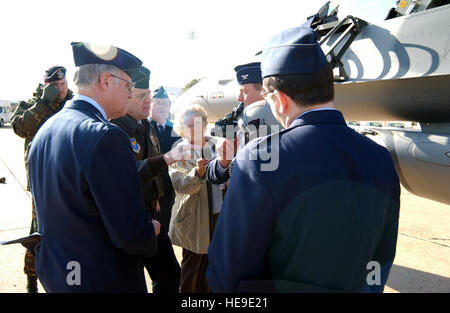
[7,22,400,293]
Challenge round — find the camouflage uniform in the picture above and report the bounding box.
[10,84,73,278]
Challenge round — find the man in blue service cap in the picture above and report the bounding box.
[206,27,400,292]
[205,62,281,184]
[150,86,180,155]
[112,70,182,293]
[234,62,281,137]
[26,42,192,292]
[234,62,264,108]
[149,86,181,233]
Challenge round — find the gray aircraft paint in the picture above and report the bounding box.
[172,2,450,205]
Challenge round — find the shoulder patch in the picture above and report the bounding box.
[129,137,141,154]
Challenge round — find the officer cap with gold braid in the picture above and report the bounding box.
[71,42,142,78]
[44,66,66,83]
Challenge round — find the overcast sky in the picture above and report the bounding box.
[0,0,395,100]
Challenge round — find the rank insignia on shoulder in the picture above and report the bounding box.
[129,138,141,153]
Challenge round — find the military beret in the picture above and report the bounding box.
[71,42,142,78]
[44,66,66,83]
[129,66,150,89]
[234,62,262,85]
[261,26,327,78]
[152,86,169,99]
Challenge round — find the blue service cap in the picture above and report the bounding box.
[129,66,150,89]
[71,42,142,78]
[261,26,327,78]
[153,86,169,99]
[234,62,262,85]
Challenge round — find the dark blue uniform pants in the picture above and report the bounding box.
[143,232,181,293]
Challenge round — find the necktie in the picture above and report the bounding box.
[137,123,145,136]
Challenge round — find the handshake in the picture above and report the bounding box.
[162,139,235,173]
[151,142,201,236]
[163,142,202,166]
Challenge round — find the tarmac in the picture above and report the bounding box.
[0,124,449,293]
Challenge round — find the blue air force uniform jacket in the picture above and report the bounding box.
[28,99,158,292]
[205,156,230,185]
[206,110,400,292]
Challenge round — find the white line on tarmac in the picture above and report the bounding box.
[0,227,29,233]
[399,232,450,248]
[0,157,30,199]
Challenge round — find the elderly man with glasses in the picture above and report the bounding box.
[24,42,193,292]
[112,67,181,293]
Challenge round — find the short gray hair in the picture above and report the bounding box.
[73,64,122,88]
[173,104,208,137]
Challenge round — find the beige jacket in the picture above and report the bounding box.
[168,157,211,254]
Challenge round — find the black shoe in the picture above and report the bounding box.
[27,276,38,293]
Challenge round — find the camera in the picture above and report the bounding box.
[210,102,245,138]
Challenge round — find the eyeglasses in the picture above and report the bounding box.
[260,89,274,100]
[110,74,135,93]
